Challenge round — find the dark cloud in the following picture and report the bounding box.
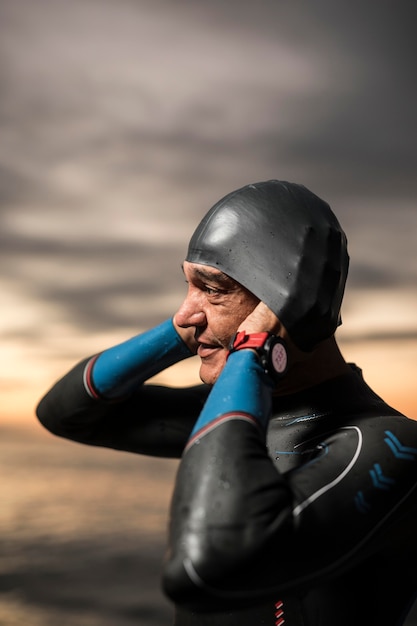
[2,232,186,332]
[348,262,406,290]
[2,0,416,197]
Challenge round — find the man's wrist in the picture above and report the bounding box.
[228,331,288,381]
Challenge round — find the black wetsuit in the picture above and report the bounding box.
[37,320,417,626]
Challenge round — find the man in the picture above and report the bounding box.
[37,180,417,625]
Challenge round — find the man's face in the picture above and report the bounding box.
[176,261,260,384]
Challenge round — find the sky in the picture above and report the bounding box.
[1,0,416,423]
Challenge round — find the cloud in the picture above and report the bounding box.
[1,0,416,347]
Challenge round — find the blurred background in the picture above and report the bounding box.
[1,0,416,624]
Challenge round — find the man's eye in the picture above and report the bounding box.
[204,285,223,296]
[205,286,219,295]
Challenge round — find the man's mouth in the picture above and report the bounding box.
[197,342,222,359]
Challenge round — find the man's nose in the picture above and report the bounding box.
[175,291,206,328]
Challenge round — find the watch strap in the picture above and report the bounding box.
[229,331,271,352]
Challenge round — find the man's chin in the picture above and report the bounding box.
[198,355,227,385]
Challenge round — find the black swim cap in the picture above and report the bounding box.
[186,180,349,351]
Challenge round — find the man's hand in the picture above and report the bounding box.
[237,301,282,335]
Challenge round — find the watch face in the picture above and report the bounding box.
[271,341,288,374]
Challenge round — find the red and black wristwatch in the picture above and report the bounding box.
[228,331,288,380]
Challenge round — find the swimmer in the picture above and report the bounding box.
[37,180,417,625]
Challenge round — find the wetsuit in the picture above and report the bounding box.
[37,319,417,625]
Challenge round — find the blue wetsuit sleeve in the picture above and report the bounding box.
[189,349,274,439]
[85,318,193,399]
